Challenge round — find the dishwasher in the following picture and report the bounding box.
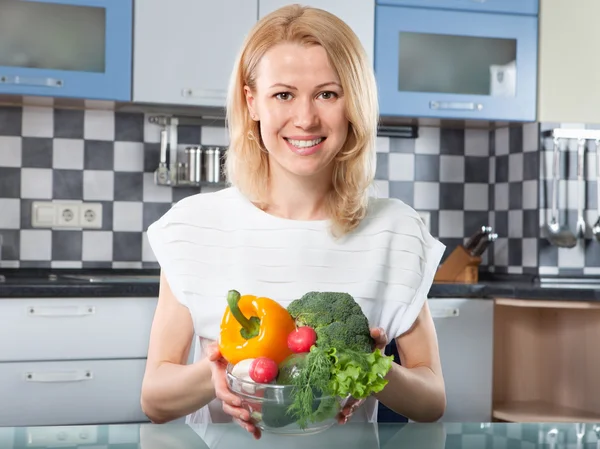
[378,298,494,423]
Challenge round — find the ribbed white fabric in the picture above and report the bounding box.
[146,186,445,425]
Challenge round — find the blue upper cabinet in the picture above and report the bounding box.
[376,0,538,16]
[0,0,132,101]
[374,4,538,121]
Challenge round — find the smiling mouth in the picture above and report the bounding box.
[285,137,325,149]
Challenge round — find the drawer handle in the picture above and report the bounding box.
[0,74,63,88]
[28,305,95,317]
[25,370,93,383]
[430,101,483,111]
[430,308,460,318]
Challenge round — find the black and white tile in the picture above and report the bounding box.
[0,104,540,272]
[0,105,226,268]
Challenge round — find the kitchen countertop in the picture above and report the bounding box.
[1,422,596,449]
[1,269,600,301]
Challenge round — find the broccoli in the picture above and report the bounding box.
[286,291,375,353]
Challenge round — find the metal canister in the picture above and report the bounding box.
[185,146,202,183]
[203,146,223,183]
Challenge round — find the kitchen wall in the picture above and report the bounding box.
[0,103,538,274]
[537,122,600,276]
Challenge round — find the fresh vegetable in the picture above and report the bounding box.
[287,326,317,353]
[286,292,374,353]
[249,357,279,383]
[284,291,394,428]
[219,290,296,365]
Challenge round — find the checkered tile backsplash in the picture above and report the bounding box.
[0,103,544,274]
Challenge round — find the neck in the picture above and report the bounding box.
[264,166,332,221]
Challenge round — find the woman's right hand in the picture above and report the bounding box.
[205,342,262,439]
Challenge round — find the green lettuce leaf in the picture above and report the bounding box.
[327,348,394,399]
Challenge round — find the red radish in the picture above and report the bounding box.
[249,357,278,383]
[287,326,317,353]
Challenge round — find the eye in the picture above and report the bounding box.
[318,91,338,100]
[274,92,292,101]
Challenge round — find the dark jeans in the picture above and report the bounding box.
[377,341,409,423]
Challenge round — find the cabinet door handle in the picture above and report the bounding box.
[27,305,96,317]
[430,308,460,318]
[181,88,226,100]
[0,75,63,88]
[24,370,93,383]
[430,101,483,111]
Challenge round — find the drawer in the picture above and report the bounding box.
[0,297,157,362]
[376,0,538,15]
[0,358,150,426]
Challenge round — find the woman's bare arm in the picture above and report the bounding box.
[140,272,215,423]
[374,301,446,422]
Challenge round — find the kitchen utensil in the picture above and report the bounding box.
[185,146,202,183]
[592,139,600,241]
[203,146,224,183]
[547,428,558,449]
[576,423,585,449]
[576,138,587,238]
[153,128,170,185]
[546,137,577,248]
[470,232,498,257]
[464,226,492,252]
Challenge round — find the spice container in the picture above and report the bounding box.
[185,146,202,183]
[203,146,224,183]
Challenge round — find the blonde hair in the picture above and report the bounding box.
[224,4,379,237]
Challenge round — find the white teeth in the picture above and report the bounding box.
[287,138,324,148]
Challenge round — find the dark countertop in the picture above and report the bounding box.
[1,269,600,301]
[2,422,596,449]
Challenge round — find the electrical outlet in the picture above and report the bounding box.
[79,203,102,229]
[55,202,81,228]
[417,211,431,232]
[31,201,102,229]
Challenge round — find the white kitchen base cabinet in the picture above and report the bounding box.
[258,0,375,65]
[429,298,494,422]
[133,0,258,108]
[0,359,148,427]
[0,296,158,427]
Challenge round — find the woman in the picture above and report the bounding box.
[141,4,446,440]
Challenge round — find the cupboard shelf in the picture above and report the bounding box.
[492,298,600,424]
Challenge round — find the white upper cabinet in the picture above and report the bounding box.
[537,0,600,124]
[133,0,258,108]
[258,0,375,66]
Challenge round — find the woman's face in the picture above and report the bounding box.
[245,42,349,182]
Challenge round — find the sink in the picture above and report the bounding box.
[59,274,159,283]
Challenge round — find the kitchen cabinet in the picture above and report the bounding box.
[258,0,375,66]
[374,2,538,121]
[537,0,600,124]
[0,0,132,101]
[0,297,157,427]
[376,0,538,15]
[493,298,600,422]
[430,298,494,422]
[133,0,258,108]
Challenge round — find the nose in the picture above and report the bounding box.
[292,97,320,130]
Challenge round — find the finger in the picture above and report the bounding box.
[223,402,250,422]
[234,417,256,434]
[252,427,262,440]
[213,376,243,407]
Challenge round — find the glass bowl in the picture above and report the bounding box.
[225,363,348,436]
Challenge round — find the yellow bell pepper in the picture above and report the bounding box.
[218,290,296,365]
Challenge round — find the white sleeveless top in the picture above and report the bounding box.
[146,187,445,425]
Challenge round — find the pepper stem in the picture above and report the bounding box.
[226,290,260,340]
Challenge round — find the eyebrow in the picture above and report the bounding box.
[269,82,342,90]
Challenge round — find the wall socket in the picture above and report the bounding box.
[32,201,103,229]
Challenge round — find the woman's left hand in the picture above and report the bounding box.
[337,327,389,424]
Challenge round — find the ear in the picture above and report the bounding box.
[244,85,259,121]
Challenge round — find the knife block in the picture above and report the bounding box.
[434,245,481,284]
